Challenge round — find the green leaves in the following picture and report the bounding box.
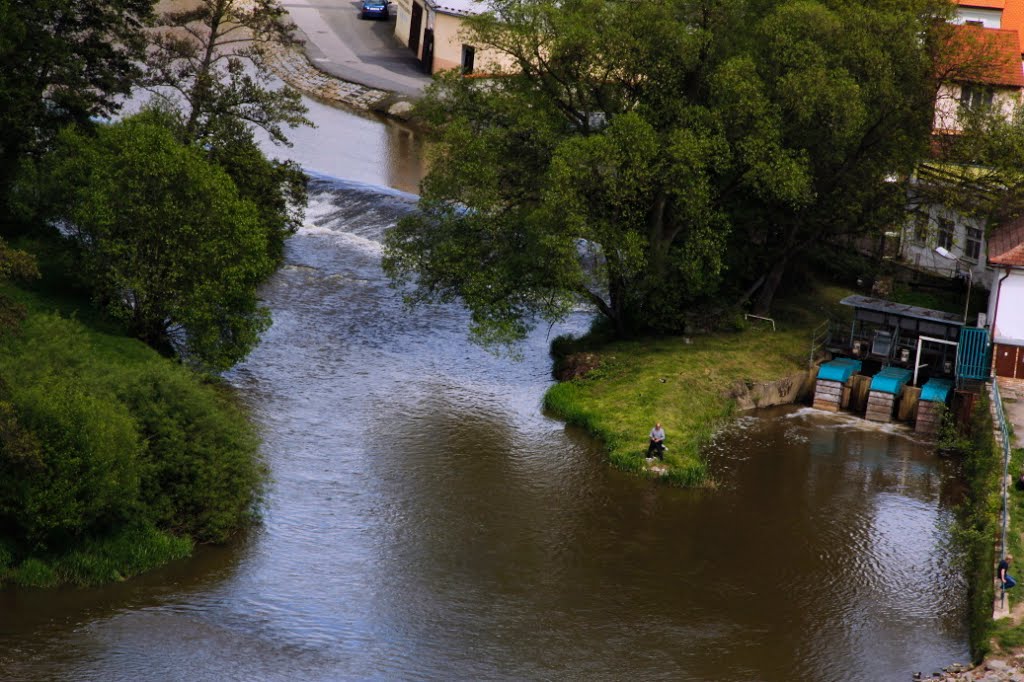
[27,116,274,370]
[389,0,957,341]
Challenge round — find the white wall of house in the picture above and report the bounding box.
[392,0,511,74]
[953,7,1003,28]
[394,0,414,49]
[933,82,1021,132]
[901,203,994,286]
[989,269,1024,343]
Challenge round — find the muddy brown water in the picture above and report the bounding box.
[0,102,969,681]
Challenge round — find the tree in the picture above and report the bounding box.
[142,0,311,262]
[384,0,955,345]
[144,0,310,146]
[0,0,155,202]
[31,116,274,370]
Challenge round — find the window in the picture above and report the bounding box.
[965,226,982,261]
[912,212,930,244]
[937,218,955,250]
[965,20,984,27]
[960,85,994,111]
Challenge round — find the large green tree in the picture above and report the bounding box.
[29,116,274,370]
[0,0,155,201]
[384,0,954,344]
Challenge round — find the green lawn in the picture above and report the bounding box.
[544,284,854,485]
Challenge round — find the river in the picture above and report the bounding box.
[0,100,970,681]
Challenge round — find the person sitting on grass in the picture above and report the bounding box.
[1000,555,1016,590]
[647,422,666,460]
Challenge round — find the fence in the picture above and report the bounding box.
[994,380,1013,610]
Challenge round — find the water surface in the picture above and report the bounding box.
[0,100,969,682]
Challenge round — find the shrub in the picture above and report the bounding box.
[118,366,264,543]
[0,306,264,585]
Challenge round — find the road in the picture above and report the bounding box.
[282,0,431,98]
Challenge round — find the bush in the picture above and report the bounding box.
[119,366,264,543]
[0,306,264,585]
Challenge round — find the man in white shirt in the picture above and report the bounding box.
[647,422,666,460]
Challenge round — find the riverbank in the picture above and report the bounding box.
[264,33,422,124]
[543,285,853,485]
[0,243,265,587]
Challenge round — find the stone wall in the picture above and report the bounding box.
[728,370,818,411]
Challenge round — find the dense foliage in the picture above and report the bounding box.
[0,0,155,199]
[0,307,264,586]
[0,0,303,586]
[384,0,955,345]
[943,399,1002,661]
[23,115,276,370]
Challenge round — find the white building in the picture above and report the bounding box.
[392,0,504,75]
[900,2,1024,286]
[987,218,1024,388]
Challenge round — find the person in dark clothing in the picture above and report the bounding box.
[1000,555,1016,590]
[647,422,666,460]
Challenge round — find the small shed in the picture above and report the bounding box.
[834,295,964,376]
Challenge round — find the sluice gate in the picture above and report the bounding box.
[808,295,992,432]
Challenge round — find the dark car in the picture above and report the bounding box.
[360,0,389,19]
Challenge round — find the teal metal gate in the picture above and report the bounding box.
[956,327,990,380]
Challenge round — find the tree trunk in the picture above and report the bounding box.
[752,255,789,316]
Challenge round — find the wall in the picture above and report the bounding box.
[933,83,1021,133]
[394,0,413,49]
[992,270,1024,343]
[900,201,995,286]
[428,11,514,74]
[728,370,817,411]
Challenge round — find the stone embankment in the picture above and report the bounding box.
[931,659,1024,681]
[264,43,418,122]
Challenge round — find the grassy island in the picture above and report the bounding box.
[544,285,854,485]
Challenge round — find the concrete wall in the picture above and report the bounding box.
[729,370,817,411]
[394,0,414,49]
[933,83,1021,133]
[393,3,512,74]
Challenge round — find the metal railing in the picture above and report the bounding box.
[809,320,830,368]
[744,314,776,331]
[993,380,1013,609]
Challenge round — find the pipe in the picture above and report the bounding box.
[989,266,1012,347]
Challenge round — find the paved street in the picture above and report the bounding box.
[282,0,431,98]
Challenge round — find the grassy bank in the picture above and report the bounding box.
[544,285,853,485]
[0,277,265,587]
[989,439,1024,656]
[942,397,1003,662]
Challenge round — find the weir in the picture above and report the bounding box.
[811,295,991,431]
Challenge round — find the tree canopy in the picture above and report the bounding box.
[384,0,956,345]
[0,0,156,198]
[29,115,275,370]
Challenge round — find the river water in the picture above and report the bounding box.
[0,101,970,681]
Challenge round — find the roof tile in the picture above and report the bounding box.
[988,216,1024,266]
[941,24,1024,87]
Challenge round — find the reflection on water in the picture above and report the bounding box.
[0,110,969,681]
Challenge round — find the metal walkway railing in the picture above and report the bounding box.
[993,380,1013,611]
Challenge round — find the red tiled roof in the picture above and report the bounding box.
[1001,0,1024,51]
[940,25,1024,87]
[989,216,1024,266]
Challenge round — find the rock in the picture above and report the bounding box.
[987,660,1009,673]
[387,100,415,119]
